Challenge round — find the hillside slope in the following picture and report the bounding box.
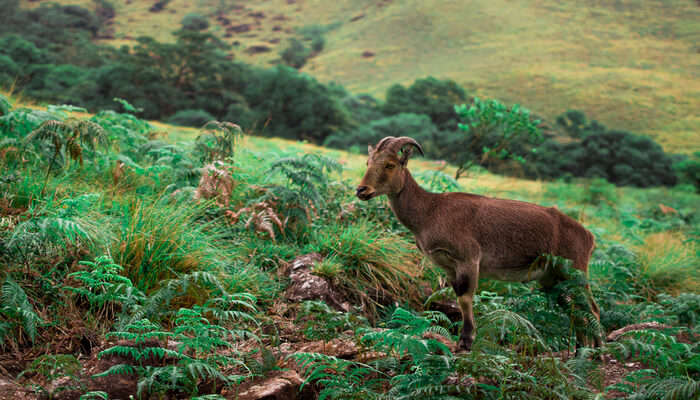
[21,0,700,154]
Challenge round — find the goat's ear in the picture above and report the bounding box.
[368,144,374,155]
[398,147,413,166]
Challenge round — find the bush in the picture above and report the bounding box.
[165,109,215,127]
[323,113,439,153]
[242,65,349,143]
[383,77,467,131]
[180,13,209,31]
[279,38,310,69]
[339,94,384,127]
[556,109,606,138]
[674,151,700,192]
[447,98,541,178]
[532,116,678,187]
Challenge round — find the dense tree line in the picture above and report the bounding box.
[0,1,689,188]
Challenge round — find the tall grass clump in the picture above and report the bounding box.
[113,197,230,292]
[308,219,422,312]
[635,232,699,296]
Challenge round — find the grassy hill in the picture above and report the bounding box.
[21,0,700,154]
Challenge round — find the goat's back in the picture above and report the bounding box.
[428,192,593,277]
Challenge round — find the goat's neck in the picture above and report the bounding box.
[388,169,434,234]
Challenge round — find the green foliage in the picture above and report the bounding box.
[0,94,10,116]
[112,200,216,291]
[338,94,384,131]
[19,354,83,396]
[7,193,108,263]
[293,305,593,399]
[194,120,242,163]
[167,109,216,127]
[65,255,145,320]
[0,278,42,346]
[674,152,700,192]
[657,293,700,326]
[414,170,461,193]
[324,113,439,154]
[583,178,618,206]
[181,13,210,31]
[291,352,384,400]
[302,25,330,54]
[308,220,421,314]
[383,77,467,131]
[244,65,349,143]
[280,38,311,69]
[95,292,258,396]
[261,153,342,227]
[279,23,334,69]
[292,307,456,400]
[80,391,108,400]
[296,301,363,343]
[112,97,141,114]
[361,308,452,360]
[533,116,677,187]
[556,109,606,138]
[25,118,108,168]
[449,98,542,179]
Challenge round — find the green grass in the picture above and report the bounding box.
[24,0,700,154]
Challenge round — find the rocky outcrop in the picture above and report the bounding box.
[284,254,350,312]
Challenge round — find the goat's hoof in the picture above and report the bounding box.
[457,336,473,353]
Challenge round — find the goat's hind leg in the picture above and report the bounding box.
[451,265,479,352]
[429,245,480,353]
[537,255,603,348]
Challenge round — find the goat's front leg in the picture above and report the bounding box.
[452,264,479,352]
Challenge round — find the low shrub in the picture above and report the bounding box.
[383,77,468,131]
[166,109,215,127]
[181,13,209,31]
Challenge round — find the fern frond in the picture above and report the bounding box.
[92,363,137,378]
[0,94,10,116]
[477,309,548,351]
[1,278,41,342]
[662,378,700,400]
[79,391,109,400]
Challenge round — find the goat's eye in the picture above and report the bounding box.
[385,164,395,170]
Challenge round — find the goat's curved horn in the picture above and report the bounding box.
[388,136,424,157]
[374,136,397,153]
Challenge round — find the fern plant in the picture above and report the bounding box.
[169,297,258,393]
[18,354,83,398]
[0,277,42,347]
[194,120,241,163]
[93,319,179,397]
[0,94,10,116]
[26,118,109,167]
[7,193,107,263]
[96,291,259,397]
[64,255,145,321]
[261,153,342,226]
[24,117,109,194]
[92,108,150,159]
[290,352,385,400]
[295,300,363,346]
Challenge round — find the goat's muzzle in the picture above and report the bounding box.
[356,185,375,201]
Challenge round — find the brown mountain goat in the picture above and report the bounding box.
[356,136,601,351]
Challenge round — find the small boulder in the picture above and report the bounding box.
[284,254,350,312]
[228,370,311,400]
